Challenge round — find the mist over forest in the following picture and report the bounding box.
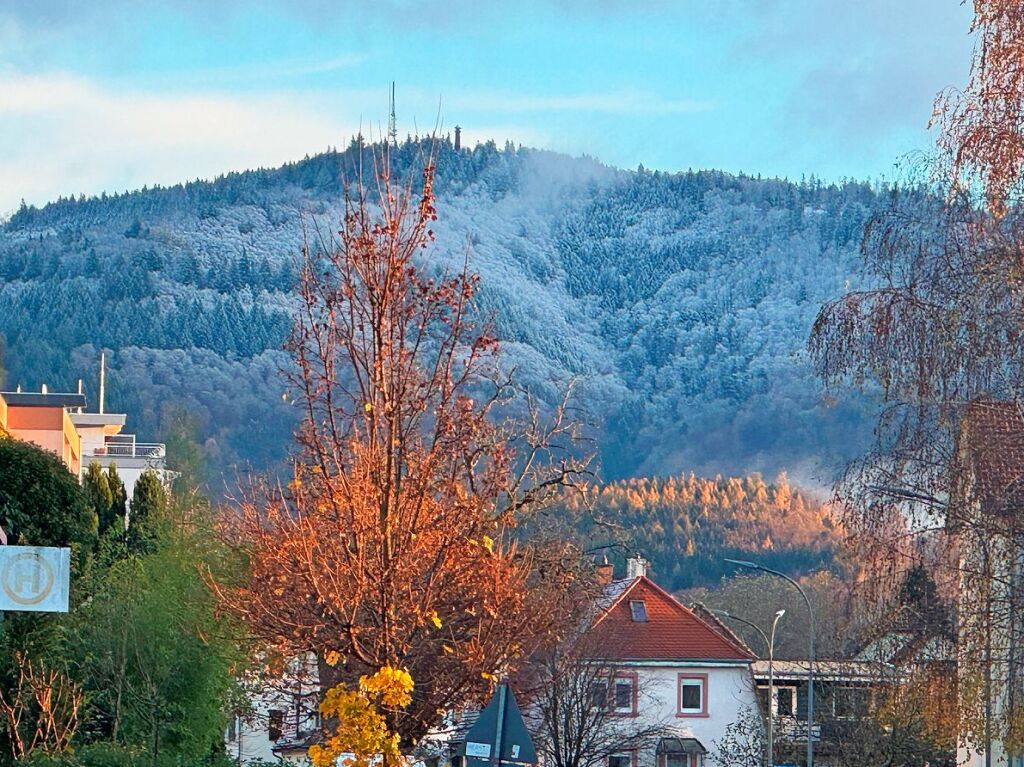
[0,138,881,495]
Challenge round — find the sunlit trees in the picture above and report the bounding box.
[565,472,838,591]
[216,143,589,750]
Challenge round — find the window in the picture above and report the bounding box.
[589,680,608,710]
[776,686,796,717]
[678,674,707,716]
[268,708,284,741]
[664,756,698,767]
[608,754,632,767]
[629,600,648,622]
[613,677,634,714]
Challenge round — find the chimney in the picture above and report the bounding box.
[626,554,648,580]
[454,125,462,151]
[77,379,84,413]
[595,555,614,586]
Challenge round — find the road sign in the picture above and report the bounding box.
[459,683,537,767]
[0,547,70,613]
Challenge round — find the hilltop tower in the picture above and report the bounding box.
[454,125,462,151]
[388,82,397,147]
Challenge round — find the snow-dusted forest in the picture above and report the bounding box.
[0,139,880,485]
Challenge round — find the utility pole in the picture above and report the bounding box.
[726,559,815,767]
[714,608,785,767]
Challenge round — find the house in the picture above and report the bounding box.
[233,557,759,767]
[0,382,168,504]
[951,400,1024,767]
[745,604,955,766]
[583,557,759,767]
[225,654,321,765]
[0,389,86,474]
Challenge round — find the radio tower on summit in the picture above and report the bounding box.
[388,82,398,147]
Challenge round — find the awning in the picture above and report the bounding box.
[656,737,707,756]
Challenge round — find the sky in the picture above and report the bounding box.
[0,0,975,214]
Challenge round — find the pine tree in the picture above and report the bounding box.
[83,462,114,536]
[106,464,127,530]
[128,470,167,555]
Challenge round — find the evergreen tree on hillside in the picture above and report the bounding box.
[569,471,838,590]
[128,470,167,555]
[106,464,127,529]
[83,462,114,538]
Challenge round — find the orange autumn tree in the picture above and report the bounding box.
[934,0,1024,218]
[217,140,588,752]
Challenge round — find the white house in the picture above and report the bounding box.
[951,400,1024,767]
[586,558,759,767]
[70,410,169,504]
[226,655,321,765]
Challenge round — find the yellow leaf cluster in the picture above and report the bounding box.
[309,666,414,767]
[309,686,399,767]
[360,666,414,708]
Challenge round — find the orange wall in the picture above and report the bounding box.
[5,405,82,475]
[7,407,64,431]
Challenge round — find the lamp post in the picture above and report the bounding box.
[712,609,785,767]
[725,559,816,767]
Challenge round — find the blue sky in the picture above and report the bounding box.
[0,0,974,213]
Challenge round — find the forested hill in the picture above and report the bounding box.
[0,138,879,483]
[567,472,838,591]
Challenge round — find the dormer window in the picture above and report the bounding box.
[629,600,648,622]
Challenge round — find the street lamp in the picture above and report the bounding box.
[712,608,785,767]
[725,559,816,767]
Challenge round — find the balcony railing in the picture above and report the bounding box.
[90,440,165,460]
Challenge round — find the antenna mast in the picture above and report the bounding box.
[388,82,398,147]
[99,351,105,415]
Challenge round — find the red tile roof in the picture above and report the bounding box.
[590,576,753,662]
[959,400,1024,516]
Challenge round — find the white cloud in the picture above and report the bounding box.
[0,71,359,213]
[0,73,574,215]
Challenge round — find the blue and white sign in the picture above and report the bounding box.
[0,547,70,613]
[465,743,492,759]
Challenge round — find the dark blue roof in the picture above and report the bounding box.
[1,392,86,408]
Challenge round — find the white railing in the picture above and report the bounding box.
[91,442,166,460]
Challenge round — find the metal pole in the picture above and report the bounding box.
[711,609,784,767]
[768,610,785,767]
[725,559,815,767]
[493,682,507,767]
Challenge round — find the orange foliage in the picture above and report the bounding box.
[934,0,1024,217]
[215,145,588,746]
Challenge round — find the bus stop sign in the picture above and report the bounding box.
[0,547,70,613]
[460,683,536,767]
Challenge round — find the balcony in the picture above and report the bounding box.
[89,434,166,461]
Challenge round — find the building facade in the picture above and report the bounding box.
[586,559,759,767]
[0,387,168,504]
